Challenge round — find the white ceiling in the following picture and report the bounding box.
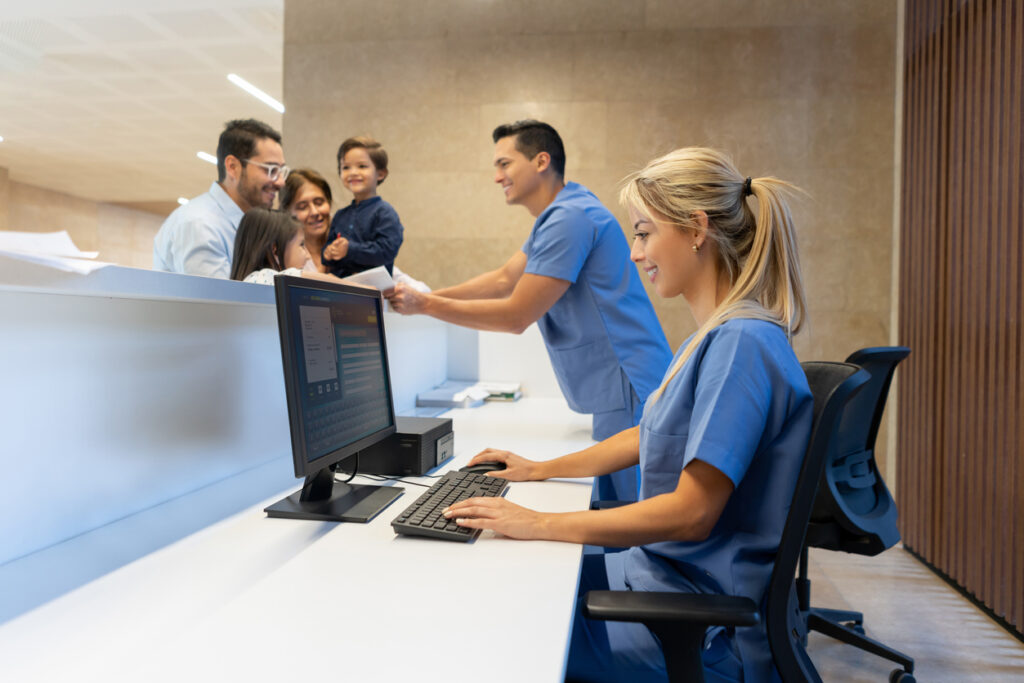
[0,0,283,211]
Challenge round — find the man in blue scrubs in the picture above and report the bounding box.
[387,120,671,501]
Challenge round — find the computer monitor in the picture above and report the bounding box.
[264,275,404,522]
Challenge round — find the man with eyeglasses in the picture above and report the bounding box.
[154,118,289,278]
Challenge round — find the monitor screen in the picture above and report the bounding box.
[284,281,394,472]
[265,275,403,523]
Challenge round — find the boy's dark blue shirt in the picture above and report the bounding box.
[323,195,404,277]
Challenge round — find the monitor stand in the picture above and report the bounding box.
[265,467,403,523]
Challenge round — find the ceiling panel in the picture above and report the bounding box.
[150,9,245,41]
[67,15,168,44]
[128,47,214,72]
[0,0,283,207]
[0,19,85,50]
[42,51,139,76]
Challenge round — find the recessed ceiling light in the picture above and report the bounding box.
[0,135,5,143]
[197,151,217,164]
[177,197,190,205]
[227,73,285,114]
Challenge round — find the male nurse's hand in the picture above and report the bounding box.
[386,281,428,315]
[324,235,349,261]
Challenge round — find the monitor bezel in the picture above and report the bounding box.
[273,274,397,479]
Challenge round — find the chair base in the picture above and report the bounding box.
[807,609,914,674]
[813,606,863,628]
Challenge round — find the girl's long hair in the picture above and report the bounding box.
[230,208,300,281]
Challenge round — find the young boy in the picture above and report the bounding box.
[322,136,404,277]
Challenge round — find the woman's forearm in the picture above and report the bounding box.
[536,426,640,480]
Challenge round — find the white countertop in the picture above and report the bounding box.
[0,398,596,683]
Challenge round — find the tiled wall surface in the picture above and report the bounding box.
[283,0,899,364]
[0,169,163,270]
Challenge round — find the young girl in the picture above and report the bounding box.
[229,208,311,284]
[446,148,813,682]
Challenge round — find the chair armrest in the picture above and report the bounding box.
[583,591,760,683]
[590,500,632,510]
[583,591,759,627]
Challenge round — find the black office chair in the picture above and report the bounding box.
[583,361,870,683]
[796,346,914,681]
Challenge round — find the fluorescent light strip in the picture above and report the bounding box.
[177,197,189,205]
[227,73,285,114]
[197,151,217,164]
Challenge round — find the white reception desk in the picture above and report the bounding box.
[0,256,593,682]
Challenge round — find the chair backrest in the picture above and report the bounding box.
[766,361,870,683]
[809,346,910,554]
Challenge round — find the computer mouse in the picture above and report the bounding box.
[458,461,507,474]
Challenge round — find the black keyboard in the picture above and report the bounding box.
[391,470,509,542]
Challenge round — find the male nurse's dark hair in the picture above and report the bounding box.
[217,119,283,183]
[491,119,566,178]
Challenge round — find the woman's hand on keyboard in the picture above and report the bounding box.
[443,496,547,540]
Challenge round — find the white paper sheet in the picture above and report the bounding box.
[340,265,395,291]
[0,230,110,274]
[0,230,99,258]
[0,250,112,274]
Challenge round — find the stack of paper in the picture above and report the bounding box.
[416,380,523,409]
[0,231,110,274]
[477,381,523,402]
[416,381,490,409]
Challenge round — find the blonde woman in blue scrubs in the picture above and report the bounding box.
[445,148,814,682]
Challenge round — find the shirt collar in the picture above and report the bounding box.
[210,181,245,223]
[349,195,382,208]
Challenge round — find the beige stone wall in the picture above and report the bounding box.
[0,169,164,270]
[283,0,898,362]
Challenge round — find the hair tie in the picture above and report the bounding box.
[742,177,753,197]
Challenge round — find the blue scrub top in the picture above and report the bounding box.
[522,182,671,424]
[624,318,813,681]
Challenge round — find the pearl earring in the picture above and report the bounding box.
[692,244,699,253]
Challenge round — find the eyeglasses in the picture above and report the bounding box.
[243,158,290,182]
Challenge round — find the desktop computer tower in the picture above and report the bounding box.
[358,416,454,476]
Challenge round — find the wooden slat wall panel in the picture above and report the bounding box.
[900,0,1023,633]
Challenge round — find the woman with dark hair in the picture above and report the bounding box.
[279,168,332,273]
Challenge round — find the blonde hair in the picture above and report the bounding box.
[620,147,807,402]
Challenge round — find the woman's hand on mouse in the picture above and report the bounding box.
[443,497,547,540]
[468,449,540,481]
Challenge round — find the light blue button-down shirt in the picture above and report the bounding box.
[153,181,244,278]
